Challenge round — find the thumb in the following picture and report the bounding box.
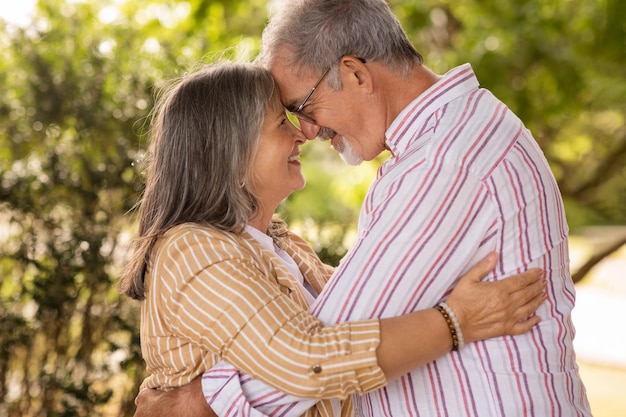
[459,252,498,285]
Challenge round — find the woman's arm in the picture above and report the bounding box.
[377,252,544,380]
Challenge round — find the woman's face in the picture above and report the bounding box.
[250,101,307,210]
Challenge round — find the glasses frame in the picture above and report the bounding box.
[287,67,331,125]
[285,58,365,127]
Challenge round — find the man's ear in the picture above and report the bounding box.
[339,55,373,92]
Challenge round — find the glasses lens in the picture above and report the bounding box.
[286,109,318,129]
[285,110,301,129]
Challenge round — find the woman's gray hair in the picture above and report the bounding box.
[120,61,281,300]
[257,0,423,88]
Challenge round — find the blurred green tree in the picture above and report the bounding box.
[0,0,267,415]
[0,0,623,415]
[390,0,626,280]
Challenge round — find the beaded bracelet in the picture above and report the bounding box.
[435,302,465,352]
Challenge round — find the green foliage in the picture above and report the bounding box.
[279,140,379,265]
[0,1,149,413]
[0,0,267,415]
[0,0,624,415]
[393,0,626,229]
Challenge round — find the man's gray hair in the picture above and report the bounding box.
[257,0,423,88]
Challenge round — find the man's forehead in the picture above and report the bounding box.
[268,63,305,109]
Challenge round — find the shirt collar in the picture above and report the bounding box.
[385,63,479,155]
[244,225,275,251]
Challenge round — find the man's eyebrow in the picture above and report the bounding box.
[283,100,299,112]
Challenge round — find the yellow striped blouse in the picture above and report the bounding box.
[140,223,387,416]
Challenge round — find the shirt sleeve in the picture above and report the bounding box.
[199,232,339,417]
[154,228,387,400]
[202,361,317,417]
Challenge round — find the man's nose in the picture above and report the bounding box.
[298,119,321,140]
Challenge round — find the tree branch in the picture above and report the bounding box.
[571,234,626,283]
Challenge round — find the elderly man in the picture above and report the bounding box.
[135,0,591,416]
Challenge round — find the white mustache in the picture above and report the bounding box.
[317,127,336,140]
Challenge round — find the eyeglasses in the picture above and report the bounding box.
[285,67,331,127]
[284,58,366,130]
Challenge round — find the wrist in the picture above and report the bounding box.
[434,302,465,351]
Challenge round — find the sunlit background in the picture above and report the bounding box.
[1,1,624,416]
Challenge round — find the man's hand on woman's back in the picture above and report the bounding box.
[134,377,217,417]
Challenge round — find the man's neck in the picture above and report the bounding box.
[386,64,441,122]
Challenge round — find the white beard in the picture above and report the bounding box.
[335,136,363,166]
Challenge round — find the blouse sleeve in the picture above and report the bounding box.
[152,226,387,399]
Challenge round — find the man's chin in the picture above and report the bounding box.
[330,136,344,152]
[340,153,364,166]
[333,137,363,166]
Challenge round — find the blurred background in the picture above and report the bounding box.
[0,0,624,416]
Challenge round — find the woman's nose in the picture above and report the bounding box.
[293,126,306,144]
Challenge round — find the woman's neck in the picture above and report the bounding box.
[248,208,274,233]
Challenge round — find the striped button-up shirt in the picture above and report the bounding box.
[202,64,592,416]
[140,223,386,416]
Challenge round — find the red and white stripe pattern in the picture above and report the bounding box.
[309,64,591,416]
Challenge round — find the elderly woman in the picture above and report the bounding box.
[119,61,545,417]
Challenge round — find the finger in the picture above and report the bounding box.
[135,389,146,406]
[134,388,159,409]
[458,252,498,285]
[513,275,547,306]
[515,289,547,320]
[499,268,544,293]
[508,315,542,335]
[504,287,546,330]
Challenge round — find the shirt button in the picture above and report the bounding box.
[312,364,322,374]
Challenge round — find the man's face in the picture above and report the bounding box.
[268,52,386,164]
